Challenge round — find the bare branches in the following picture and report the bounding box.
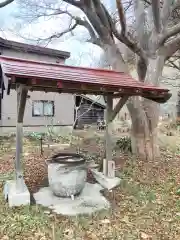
[25,9,74,23]
[116,0,126,36]
[34,14,100,46]
[0,0,13,8]
[36,20,78,44]
[101,3,146,58]
[151,0,161,33]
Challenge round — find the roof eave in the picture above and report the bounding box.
[144,92,172,104]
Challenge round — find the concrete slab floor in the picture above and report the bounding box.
[34,183,110,216]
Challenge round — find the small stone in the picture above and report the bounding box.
[44,210,50,214]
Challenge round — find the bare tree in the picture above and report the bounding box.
[16,0,180,160]
[0,0,14,8]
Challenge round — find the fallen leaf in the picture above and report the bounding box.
[1,236,9,240]
[140,232,152,240]
[100,219,110,224]
[121,215,129,223]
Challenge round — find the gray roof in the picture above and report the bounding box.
[0,37,70,59]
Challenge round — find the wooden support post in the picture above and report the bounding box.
[104,95,129,177]
[15,84,28,192]
[104,95,113,176]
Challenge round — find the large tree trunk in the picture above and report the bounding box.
[104,44,165,160]
[128,98,160,160]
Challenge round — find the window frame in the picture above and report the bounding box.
[32,100,55,117]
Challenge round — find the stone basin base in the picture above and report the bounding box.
[34,183,110,216]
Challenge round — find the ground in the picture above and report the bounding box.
[0,124,180,240]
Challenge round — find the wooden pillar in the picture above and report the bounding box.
[15,84,28,192]
[104,95,113,176]
[103,95,129,176]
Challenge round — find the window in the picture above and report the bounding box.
[32,100,54,117]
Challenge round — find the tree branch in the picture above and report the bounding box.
[92,0,111,32]
[75,16,101,45]
[25,9,75,22]
[116,0,126,36]
[151,0,161,33]
[161,22,180,43]
[36,21,78,44]
[0,0,13,8]
[166,58,180,70]
[81,3,112,41]
[162,35,180,58]
[29,6,101,47]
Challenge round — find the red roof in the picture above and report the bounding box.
[0,56,171,103]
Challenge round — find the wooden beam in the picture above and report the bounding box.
[110,96,129,121]
[17,84,28,122]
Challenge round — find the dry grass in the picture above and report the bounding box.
[0,129,180,239]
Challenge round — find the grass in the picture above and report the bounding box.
[0,129,180,239]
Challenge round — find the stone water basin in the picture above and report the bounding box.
[46,153,87,197]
